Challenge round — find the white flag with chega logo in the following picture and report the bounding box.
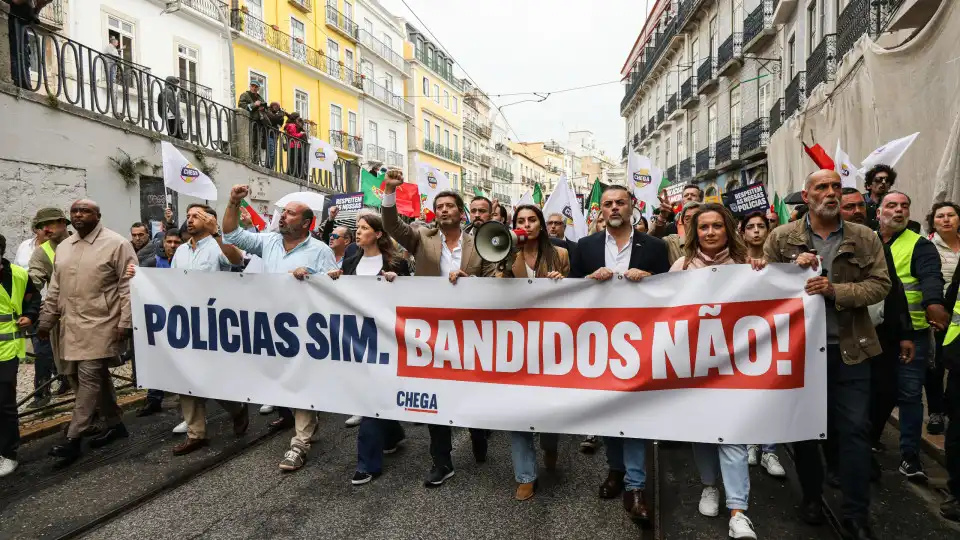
[415,162,451,212]
[834,141,862,189]
[860,132,919,171]
[542,175,588,241]
[161,141,217,200]
[308,137,337,174]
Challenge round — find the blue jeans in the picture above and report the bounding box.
[693,443,750,511]
[266,132,277,169]
[604,437,646,490]
[510,432,558,483]
[899,333,930,457]
[761,444,776,453]
[356,417,405,474]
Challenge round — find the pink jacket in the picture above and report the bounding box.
[669,248,734,272]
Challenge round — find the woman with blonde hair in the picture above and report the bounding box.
[670,203,764,540]
[499,204,568,501]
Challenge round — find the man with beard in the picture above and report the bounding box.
[130,222,158,265]
[546,212,578,260]
[863,166,920,232]
[39,200,138,468]
[223,185,337,472]
[765,171,890,540]
[569,184,669,527]
[381,169,490,487]
[875,190,947,482]
[650,183,704,237]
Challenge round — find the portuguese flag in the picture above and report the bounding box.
[586,178,602,225]
[240,199,266,231]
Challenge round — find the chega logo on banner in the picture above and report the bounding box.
[426,172,438,189]
[314,148,326,160]
[633,168,652,189]
[180,164,200,184]
[397,390,438,414]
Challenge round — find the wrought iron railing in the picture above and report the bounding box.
[331,129,362,154]
[621,69,644,113]
[325,5,359,40]
[414,48,462,91]
[743,0,774,48]
[464,148,480,163]
[183,0,227,21]
[715,134,740,164]
[696,146,715,174]
[741,116,770,155]
[875,0,906,33]
[718,33,743,69]
[666,165,677,183]
[784,72,806,118]
[679,156,693,180]
[657,106,666,125]
[480,154,491,166]
[648,118,656,135]
[495,142,511,155]
[681,74,698,104]
[641,126,648,140]
[359,29,404,72]
[770,98,783,134]
[667,93,678,116]
[179,80,213,101]
[633,133,640,147]
[806,34,837,97]
[37,0,64,27]
[386,151,403,168]
[362,77,411,116]
[289,0,311,12]
[10,21,232,154]
[366,144,386,162]
[464,118,491,138]
[697,56,716,89]
[492,167,513,181]
[838,0,869,62]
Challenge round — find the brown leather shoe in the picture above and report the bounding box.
[233,408,250,437]
[599,469,625,499]
[622,489,650,525]
[515,481,536,501]
[173,437,209,456]
[543,449,558,471]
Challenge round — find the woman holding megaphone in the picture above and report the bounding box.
[500,204,569,501]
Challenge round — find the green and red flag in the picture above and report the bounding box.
[239,199,266,231]
[586,179,602,225]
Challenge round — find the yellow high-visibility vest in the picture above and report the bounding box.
[890,229,928,331]
[0,264,28,361]
[40,240,55,263]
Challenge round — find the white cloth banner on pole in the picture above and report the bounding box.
[308,137,337,174]
[627,148,662,218]
[834,141,861,189]
[860,132,920,171]
[542,175,588,241]
[415,162,450,211]
[517,189,534,207]
[160,141,217,200]
[132,264,826,444]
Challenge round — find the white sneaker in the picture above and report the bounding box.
[747,445,759,466]
[344,415,362,427]
[728,512,757,539]
[259,405,275,415]
[172,420,188,434]
[761,452,786,478]
[698,486,720,517]
[0,457,18,477]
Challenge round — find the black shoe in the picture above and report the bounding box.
[423,465,454,487]
[826,469,840,489]
[28,395,51,409]
[797,499,825,526]
[49,438,81,468]
[136,401,162,417]
[383,438,406,455]
[841,519,877,540]
[351,470,381,485]
[54,379,70,396]
[870,441,886,454]
[927,413,946,436]
[870,456,881,482]
[88,424,129,449]
[472,437,488,463]
[898,454,927,482]
[941,496,960,522]
[579,435,601,454]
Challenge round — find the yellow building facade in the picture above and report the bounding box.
[230,0,365,189]
[402,24,464,193]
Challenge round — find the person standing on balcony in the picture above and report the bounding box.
[264,102,285,169]
[5,0,39,90]
[238,80,269,164]
[102,35,121,85]
[160,76,184,140]
[284,113,306,179]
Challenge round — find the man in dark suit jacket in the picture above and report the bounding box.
[568,185,669,526]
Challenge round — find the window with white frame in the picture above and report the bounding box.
[758,81,771,116]
[294,89,309,119]
[665,137,671,167]
[361,60,373,80]
[290,17,306,62]
[369,121,378,146]
[677,127,685,159]
[729,86,741,136]
[444,90,450,109]
[345,49,354,70]
[363,18,373,35]
[344,1,353,21]
[444,129,450,148]
[691,35,700,67]
[249,70,268,100]
[690,114,699,151]
[434,124,440,143]
[348,111,357,137]
[388,129,397,152]
[707,102,718,145]
[709,15,718,55]
[433,84,440,103]
[453,134,458,152]
[807,2,818,53]
[177,44,198,89]
[330,104,342,132]
[382,33,392,53]
[788,35,796,78]
[384,73,393,94]
[422,77,429,96]
[107,14,135,64]
[733,0,743,34]
[423,119,430,141]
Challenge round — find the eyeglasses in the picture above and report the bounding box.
[873,176,891,185]
[330,234,341,240]
[547,221,564,226]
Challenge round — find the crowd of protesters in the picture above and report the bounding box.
[0,163,958,540]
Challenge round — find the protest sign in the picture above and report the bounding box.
[723,182,769,217]
[132,264,825,444]
[664,181,687,205]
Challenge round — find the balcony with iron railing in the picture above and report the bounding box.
[770,98,784,134]
[648,118,658,138]
[464,118,492,138]
[640,125,648,141]
[715,134,741,168]
[414,48,463,91]
[480,154,492,166]
[386,150,403,168]
[657,106,666,126]
[696,145,716,176]
[697,56,718,94]
[230,10,362,91]
[544,142,564,154]
[36,0,64,28]
[806,34,837,97]
[366,144,386,163]
[179,80,213,101]
[784,72,806,118]
[492,167,513,181]
[423,139,461,163]
[464,148,479,164]
[633,133,640,148]
[717,33,743,76]
[359,29,405,73]
[667,93,679,118]
[678,156,693,180]
[666,165,677,183]
[494,142,511,155]
[362,77,413,117]
[744,0,776,54]
[330,130,363,155]
[289,0,311,12]
[681,74,699,108]
[325,5,359,42]
[838,0,870,62]
[620,69,644,113]
[741,116,770,157]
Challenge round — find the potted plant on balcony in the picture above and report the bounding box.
[271,24,280,31]
[240,5,249,13]
[295,37,304,44]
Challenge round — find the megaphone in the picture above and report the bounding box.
[475,221,529,262]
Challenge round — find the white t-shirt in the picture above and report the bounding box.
[14,238,37,268]
[525,264,536,278]
[355,255,384,276]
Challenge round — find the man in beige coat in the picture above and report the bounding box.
[38,199,137,468]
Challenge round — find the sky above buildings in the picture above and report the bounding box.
[380,0,649,159]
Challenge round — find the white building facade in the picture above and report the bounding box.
[356,0,412,181]
[461,81,494,201]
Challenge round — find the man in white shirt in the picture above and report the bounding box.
[14,225,44,269]
[568,184,670,526]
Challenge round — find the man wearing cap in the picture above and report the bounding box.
[238,79,270,162]
[27,208,71,399]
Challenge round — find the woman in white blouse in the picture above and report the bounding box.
[925,201,960,435]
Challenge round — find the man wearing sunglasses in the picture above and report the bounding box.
[319,206,358,268]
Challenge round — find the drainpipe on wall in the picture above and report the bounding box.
[222,1,237,106]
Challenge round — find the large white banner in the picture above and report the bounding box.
[131,265,826,444]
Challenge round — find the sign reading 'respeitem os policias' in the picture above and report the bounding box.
[723,182,769,217]
[131,264,826,444]
[663,181,687,205]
